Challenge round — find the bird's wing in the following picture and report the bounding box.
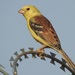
[29,15,61,49]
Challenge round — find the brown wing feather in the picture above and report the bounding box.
[30,15,61,50]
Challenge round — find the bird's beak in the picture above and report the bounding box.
[18,9,24,14]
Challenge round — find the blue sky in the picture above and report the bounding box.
[0,0,75,75]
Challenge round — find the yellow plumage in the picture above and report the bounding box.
[18,5,75,71]
[18,5,50,47]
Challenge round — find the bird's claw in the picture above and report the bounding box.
[36,48,45,58]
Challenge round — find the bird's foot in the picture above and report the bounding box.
[36,47,45,59]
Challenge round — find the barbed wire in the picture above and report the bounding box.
[0,48,75,75]
[9,48,75,75]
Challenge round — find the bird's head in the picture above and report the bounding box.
[18,5,41,20]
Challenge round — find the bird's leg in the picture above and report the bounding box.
[36,45,47,58]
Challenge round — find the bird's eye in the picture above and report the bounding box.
[26,8,30,11]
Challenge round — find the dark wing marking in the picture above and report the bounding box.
[29,15,62,50]
[30,21,43,33]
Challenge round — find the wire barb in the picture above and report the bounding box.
[9,56,14,61]
[24,54,29,59]
[50,59,55,65]
[20,48,25,52]
[60,65,65,72]
[50,52,56,65]
[19,57,22,62]
[14,52,18,56]
[62,58,66,64]
[29,48,34,51]
[50,52,56,57]
[41,56,46,60]
[32,53,37,58]
[60,58,66,71]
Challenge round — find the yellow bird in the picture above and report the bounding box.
[18,5,75,71]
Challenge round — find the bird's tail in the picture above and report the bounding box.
[58,49,75,71]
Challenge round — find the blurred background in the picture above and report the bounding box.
[0,0,75,75]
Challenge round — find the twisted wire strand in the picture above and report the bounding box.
[10,49,75,75]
